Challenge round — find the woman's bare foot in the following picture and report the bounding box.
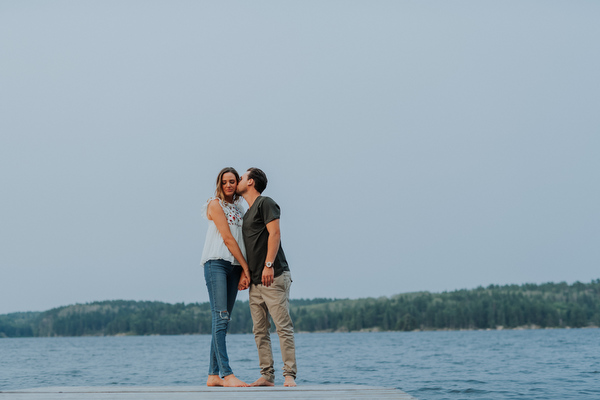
[284,376,297,387]
[206,375,224,386]
[223,374,250,387]
[251,376,275,387]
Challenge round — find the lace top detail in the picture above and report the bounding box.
[200,198,246,266]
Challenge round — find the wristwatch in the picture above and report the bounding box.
[265,262,273,268]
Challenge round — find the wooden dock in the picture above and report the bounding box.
[0,385,416,399]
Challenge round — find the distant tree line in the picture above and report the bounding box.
[292,280,600,332]
[1,280,598,338]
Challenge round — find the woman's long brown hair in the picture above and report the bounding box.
[214,167,240,203]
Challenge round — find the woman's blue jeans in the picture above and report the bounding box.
[204,259,242,377]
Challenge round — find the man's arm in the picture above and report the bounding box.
[261,218,281,287]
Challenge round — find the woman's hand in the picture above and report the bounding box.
[238,273,250,291]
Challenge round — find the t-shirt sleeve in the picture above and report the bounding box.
[260,197,281,224]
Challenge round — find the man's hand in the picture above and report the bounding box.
[262,267,274,287]
[238,273,250,291]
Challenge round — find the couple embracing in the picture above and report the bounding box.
[200,167,296,387]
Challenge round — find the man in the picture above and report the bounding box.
[236,168,297,387]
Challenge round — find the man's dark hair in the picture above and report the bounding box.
[248,167,268,194]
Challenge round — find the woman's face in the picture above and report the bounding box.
[221,172,238,199]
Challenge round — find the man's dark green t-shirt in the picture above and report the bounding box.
[242,196,290,285]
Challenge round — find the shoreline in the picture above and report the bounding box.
[302,325,600,334]
[2,325,598,339]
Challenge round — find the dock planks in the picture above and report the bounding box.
[0,385,417,400]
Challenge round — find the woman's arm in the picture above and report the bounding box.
[207,199,251,280]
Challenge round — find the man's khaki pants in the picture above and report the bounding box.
[249,271,297,382]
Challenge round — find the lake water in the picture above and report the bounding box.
[1,329,598,399]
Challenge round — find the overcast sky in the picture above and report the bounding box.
[1,1,599,315]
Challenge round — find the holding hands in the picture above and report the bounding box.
[238,271,250,291]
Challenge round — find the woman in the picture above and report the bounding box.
[200,167,251,387]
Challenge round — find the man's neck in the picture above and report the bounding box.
[243,190,261,209]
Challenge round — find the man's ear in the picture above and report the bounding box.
[247,178,254,187]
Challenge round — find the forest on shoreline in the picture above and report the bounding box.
[1,280,598,338]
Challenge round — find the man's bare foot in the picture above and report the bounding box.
[206,375,224,386]
[251,376,275,387]
[284,376,297,387]
[223,374,250,387]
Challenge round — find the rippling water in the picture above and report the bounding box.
[1,329,598,399]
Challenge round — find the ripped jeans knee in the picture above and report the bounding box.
[218,310,230,321]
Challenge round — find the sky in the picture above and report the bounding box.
[1,1,599,315]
